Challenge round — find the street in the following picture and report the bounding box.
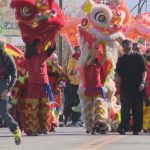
[0,127,150,150]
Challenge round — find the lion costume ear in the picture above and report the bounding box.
[81,0,95,14]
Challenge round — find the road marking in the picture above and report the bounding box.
[76,135,127,150]
[91,135,126,150]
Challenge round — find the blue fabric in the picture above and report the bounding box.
[45,83,54,102]
[101,86,107,100]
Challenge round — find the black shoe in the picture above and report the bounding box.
[27,132,38,136]
[91,128,96,135]
[86,130,90,134]
[99,129,107,134]
[41,129,48,134]
[143,129,148,133]
[133,131,139,135]
[95,125,100,133]
[76,121,84,127]
[63,118,68,126]
[70,122,80,127]
[94,124,107,134]
[50,126,56,132]
[31,132,39,136]
[117,128,126,135]
[37,129,43,134]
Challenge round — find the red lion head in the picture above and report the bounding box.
[10,0,65,49]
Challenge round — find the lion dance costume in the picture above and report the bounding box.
[77,0,130,133]
[10,0,65,135]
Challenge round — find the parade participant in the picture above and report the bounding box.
[115,39,147,135]
[64,46,81,126]
[23,39,56,136]
[143,54,150,134]
[78,41,109,134]
[0,36,22,145]
[47,53,69,130]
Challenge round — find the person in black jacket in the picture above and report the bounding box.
[0,36,22,145]
[115,39,147,135]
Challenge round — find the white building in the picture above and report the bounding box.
[0,0,24,46]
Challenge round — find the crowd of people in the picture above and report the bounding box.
[0,36,150,145]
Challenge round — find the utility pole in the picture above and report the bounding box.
[59,0,63,66]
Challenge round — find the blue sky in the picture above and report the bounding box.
[76,0,150,15]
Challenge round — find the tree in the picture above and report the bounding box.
[58,0,82,68]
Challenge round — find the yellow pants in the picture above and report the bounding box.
[143,106,150,131]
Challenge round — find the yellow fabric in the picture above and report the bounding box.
[23,98,40,132]
[13,128,22,145]
[81,96,108,131]
[67,57,80,85]
[82,0,92,14]
[143,106,150,130]
[39,98,51,130]
[81,93,102,101]
[23,98,51,132]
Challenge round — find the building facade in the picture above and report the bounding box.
[0,0,24,46]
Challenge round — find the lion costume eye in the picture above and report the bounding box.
[39,0,47,5]
[20,7,32,17]
[95,12,106,23]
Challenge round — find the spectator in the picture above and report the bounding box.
[145,48,150,55]
[132,42,141,53]
[115,39,147,135]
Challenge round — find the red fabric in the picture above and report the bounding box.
[6,44,24,57]
[97,44,104,62]
[49,76,57,91]
[27,53,49,83]
[11,0,65,49]
[72,52,80,60]
[84,63,102,96]
[100,59,113,85]
[27,83,48,99]
[146,64,150,96]
[78,26,96,49]
[47,61,69,92]
[53,92,63,109]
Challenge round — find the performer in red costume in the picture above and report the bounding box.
[22,39,56,136]
[78,41,109,134]
[47,53,69,130]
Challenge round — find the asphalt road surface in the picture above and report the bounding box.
[0,127,150,150]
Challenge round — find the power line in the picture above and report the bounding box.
[130,0,148,14]
[63,0,69,11]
